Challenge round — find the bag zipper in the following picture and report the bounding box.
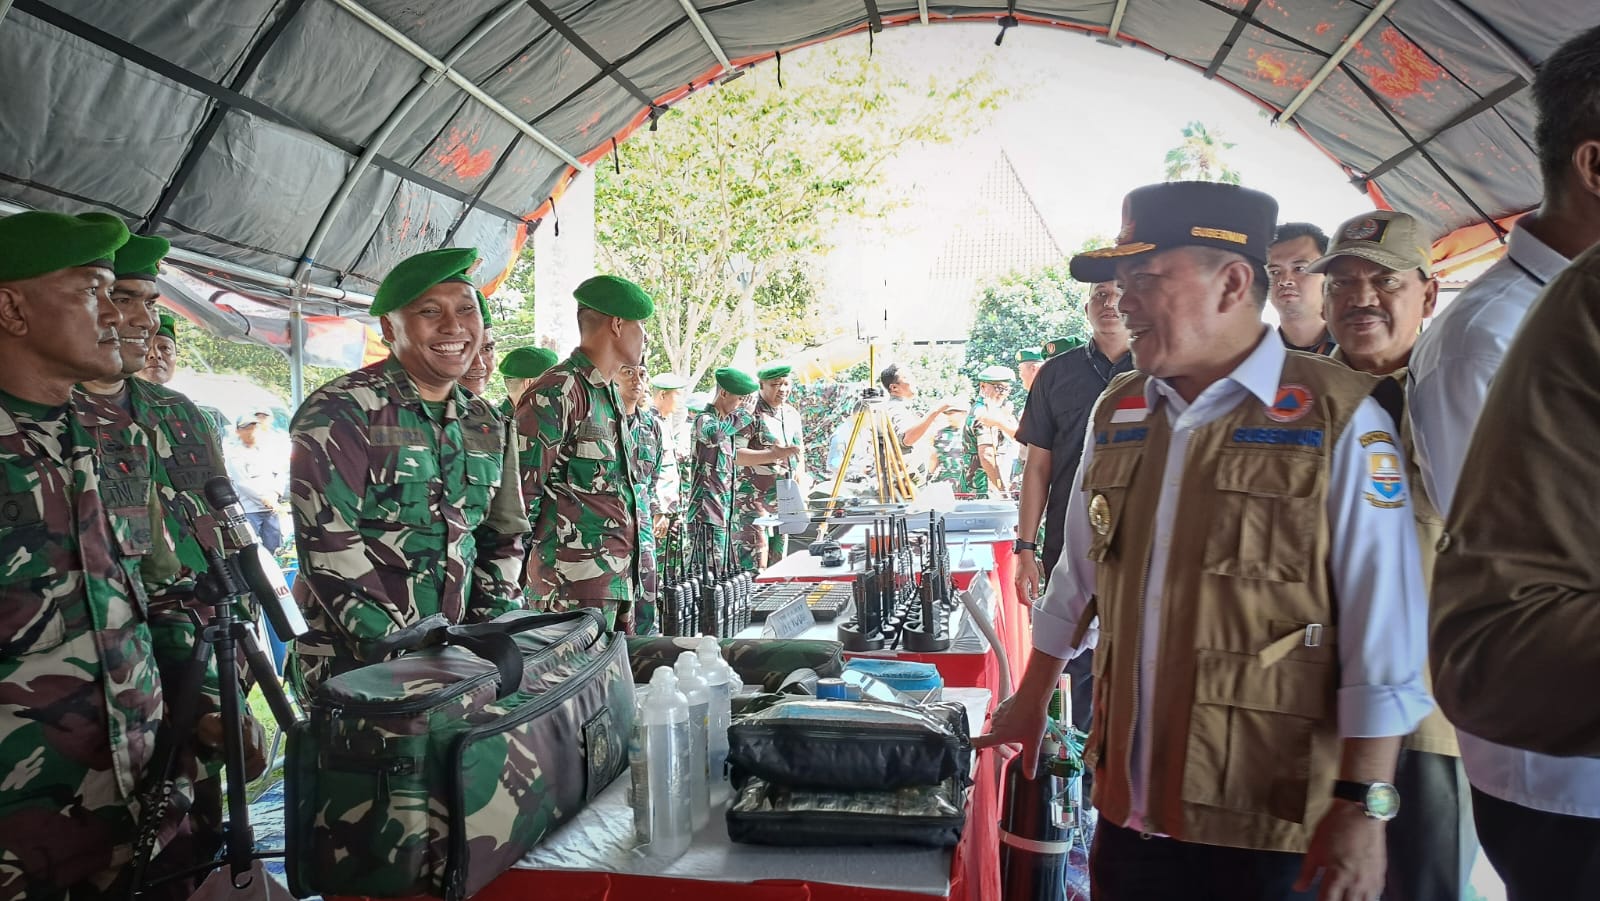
[443,636,625,901]
[324,620,600,717]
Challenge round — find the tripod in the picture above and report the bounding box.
[128,543,299,898]
[827,346,917,505]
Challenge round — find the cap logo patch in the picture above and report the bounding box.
[1264,384,1313,423]
[1343,218,1389,242]
[1190,226,1249,245]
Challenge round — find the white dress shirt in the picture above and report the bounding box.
[1033,329,1433,833]
[1407,221,1600,819]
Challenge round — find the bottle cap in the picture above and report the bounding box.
[816,678,849,700]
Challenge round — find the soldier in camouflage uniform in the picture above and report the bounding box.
[619,360,660,635]
[962,365,1018,497]
[690,368,797,570]
[289,247,527,695]
[734,365,806,570]
[650,372,691,512]
[0,211,184,900]
[72,233,256,884]
[517,275,652,629]
[137,311,178,385]
[459,291,498,398]
[928,401,970,489]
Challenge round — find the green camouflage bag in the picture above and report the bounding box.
[286,609,633,900]
[625,636,844,690]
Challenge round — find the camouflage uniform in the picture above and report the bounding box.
[688,406,751,568]
[930,425,967,489]
[653,409,684,518]
[734,397,804,570]
[0,393,182,899]
[73,379,233,874]
[516,350,639,625]
[626,411,663,635]
[961,397,1011,496]
[288,356,527,695]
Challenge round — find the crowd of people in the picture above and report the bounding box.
[1,21,1597,901]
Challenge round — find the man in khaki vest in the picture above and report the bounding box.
[1315,211,1475,901]
[977,181,1433,901]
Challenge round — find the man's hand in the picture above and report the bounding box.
[1014,549,1043,599]
[1294,801,1387,901]
[973,690,1052,777]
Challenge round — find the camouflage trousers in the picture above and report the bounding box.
[732,514,786,573]
[635,530,659,637]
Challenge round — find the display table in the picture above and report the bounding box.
[475,689,999,901]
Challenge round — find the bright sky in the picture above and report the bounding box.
[816,23,1380,334]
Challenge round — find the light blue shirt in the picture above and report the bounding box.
[1033,328,1433,833]
[1407,221,1600,819]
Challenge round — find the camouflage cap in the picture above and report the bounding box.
[498,345,558,378]
[1309,211,1434,278]
[113,233,170,280]
[715,367,759,396]
[370,247,479,317]
[574,274,653,320]
[0,210,129,282]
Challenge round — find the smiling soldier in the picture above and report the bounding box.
[286,247,528,695]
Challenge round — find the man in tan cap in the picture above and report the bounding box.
[1315,211,1471,901]
[978,182,1431,901]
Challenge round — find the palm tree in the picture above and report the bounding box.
[1163,121,1242,184]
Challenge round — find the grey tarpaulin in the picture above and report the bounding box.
[0,2,1590,307]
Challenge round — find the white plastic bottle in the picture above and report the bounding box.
[673,652,711,830]
[695,636,734,804]
[630,666,692,858]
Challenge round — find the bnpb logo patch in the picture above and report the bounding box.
[1265,384,1314,423]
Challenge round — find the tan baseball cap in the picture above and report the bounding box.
[1309,210,1434,278]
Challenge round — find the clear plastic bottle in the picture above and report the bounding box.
[631,666,692,858]
[695,636,734,804]
[673,652,711,830]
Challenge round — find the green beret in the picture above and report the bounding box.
[574,274,654,321]
[0,211,129,283]
[498,346,559,379]
[114,234,170,280]
[476,290,493,328]
[756,364,792,381]
[650,373,688,391]
[155,312,177,342]
[1043,336,1085,358]
[370,247,479,317]
[1016,347,1044,363]
[714,367,759,396]
[976,364,1015,383]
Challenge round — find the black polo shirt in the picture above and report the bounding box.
[1015,339,1134,571]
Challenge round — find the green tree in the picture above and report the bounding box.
[593,42,1004,390]
[1163,120,1243,184]
[172,319,343,402]
[962,266,1092,409]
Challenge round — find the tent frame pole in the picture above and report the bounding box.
[1275,0,1399,125]
[1099,0,1129,45]
[676,0,732,68]
[326,0,582,169]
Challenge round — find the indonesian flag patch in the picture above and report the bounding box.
[1110,395,1149,423]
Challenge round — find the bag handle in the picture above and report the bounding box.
[365,609,605,699]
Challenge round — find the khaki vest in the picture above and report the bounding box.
[1077,351,1381,853]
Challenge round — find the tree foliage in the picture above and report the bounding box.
[1163,120,1242,184]
[171,319,343,402]
[593,43,1004,391]
[962,266,1092,409]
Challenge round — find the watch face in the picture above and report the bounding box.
[1366,782,1400,820]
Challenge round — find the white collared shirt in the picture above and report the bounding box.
[1407,221,1600,819]
[1033,328,1433,833]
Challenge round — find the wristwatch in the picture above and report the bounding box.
[1011,539,1037,555]
[1332,780,1400,821]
